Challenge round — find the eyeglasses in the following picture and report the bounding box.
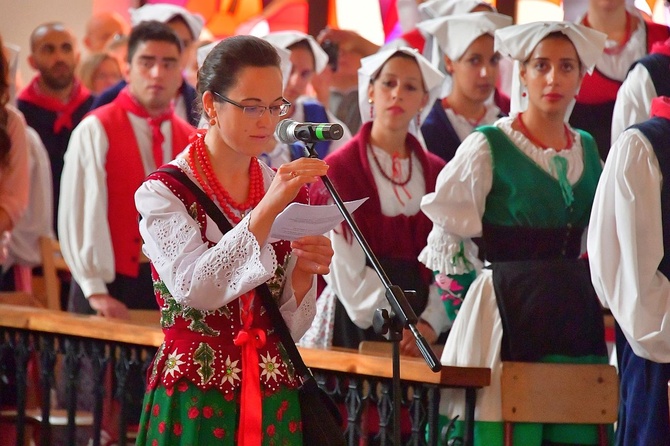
[213,92,291,118]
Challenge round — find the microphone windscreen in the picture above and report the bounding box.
[275,119,298,144]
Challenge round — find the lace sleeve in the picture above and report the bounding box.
[137,178,277,311]
[277,254,317,340]
[418,227,482,275]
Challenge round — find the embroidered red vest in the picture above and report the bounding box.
[90,102,193,277]
[143,165,304,395]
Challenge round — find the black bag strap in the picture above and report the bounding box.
[156,165,315,384]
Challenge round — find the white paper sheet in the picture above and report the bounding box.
[269,198,368,242]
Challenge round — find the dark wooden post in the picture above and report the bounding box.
[308,0,330,37]
[496,0,518,22]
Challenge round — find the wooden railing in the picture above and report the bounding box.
[0,303,490,446]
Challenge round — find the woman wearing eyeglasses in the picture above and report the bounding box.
[134,35,332,446]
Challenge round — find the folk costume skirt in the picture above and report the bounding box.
[135,379,303,445]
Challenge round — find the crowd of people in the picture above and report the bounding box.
[2,0,670,444]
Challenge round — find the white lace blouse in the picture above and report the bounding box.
[135,157,317,340]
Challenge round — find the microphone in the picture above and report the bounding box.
[275,119,344,144]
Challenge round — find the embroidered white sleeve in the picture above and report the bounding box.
[136,178,276,311]
[278,253,317,340]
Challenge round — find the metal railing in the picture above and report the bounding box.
[0,304,490,446]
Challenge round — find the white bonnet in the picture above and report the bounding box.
[358,47,445,134]
[418,0,495,21]
[130,4,205,40]
[494,21,607,74]
[418,12,512,62]
[262,31,329,74]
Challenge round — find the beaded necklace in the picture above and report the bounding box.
[442,97,487,127]
[583,11,632,56]
[187,133,265,224]
[368,143,413,186]
[517,113,573,152]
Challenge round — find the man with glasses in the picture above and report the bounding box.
[91,4,204,126]
[59,20,194,320]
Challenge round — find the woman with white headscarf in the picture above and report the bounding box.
[419,22,609,445]
[418,11,511,163]
[261,31,351,168]
[307,48,449,354]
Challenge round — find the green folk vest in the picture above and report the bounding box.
[478,125,601,230]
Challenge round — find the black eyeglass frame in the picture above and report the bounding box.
[212,92,291,118]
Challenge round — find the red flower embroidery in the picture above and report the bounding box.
[165,387,174,396]
[276,407,285,421]
[152,440,158,446]
[177,381,189,392]
[158,422,166,434]
[266,424,276,436]
[213,427,225,439]
[289,421,298,433]
[144,403,150,413]
[152,404,160,416]
[224,392,234,402]
[203,406,214,419]
[188,407,199,419]
[173,423,183,436]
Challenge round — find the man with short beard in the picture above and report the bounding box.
[17,22,94,233]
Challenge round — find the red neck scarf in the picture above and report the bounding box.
[114,87,174,169]
[650,37,670,57]
[18,76,91,134]
[650,96,670,120]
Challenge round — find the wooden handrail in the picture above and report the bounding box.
[0,303,490,388]
[0,304,164,346]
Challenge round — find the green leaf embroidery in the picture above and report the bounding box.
[194,342,216,385]
[182,307,220,337]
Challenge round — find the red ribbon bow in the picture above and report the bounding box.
[232,291,266,446]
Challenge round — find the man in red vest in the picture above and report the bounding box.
[58,20,194,319]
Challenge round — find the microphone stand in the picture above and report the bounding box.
[302,142,441,445]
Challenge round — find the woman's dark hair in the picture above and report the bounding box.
[197,35,281,117]
[127,20,182,64]
[0,34,11,169]
[287,39,315,68]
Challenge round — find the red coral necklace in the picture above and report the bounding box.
[187,133,265,224]
[517,113,573,152]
